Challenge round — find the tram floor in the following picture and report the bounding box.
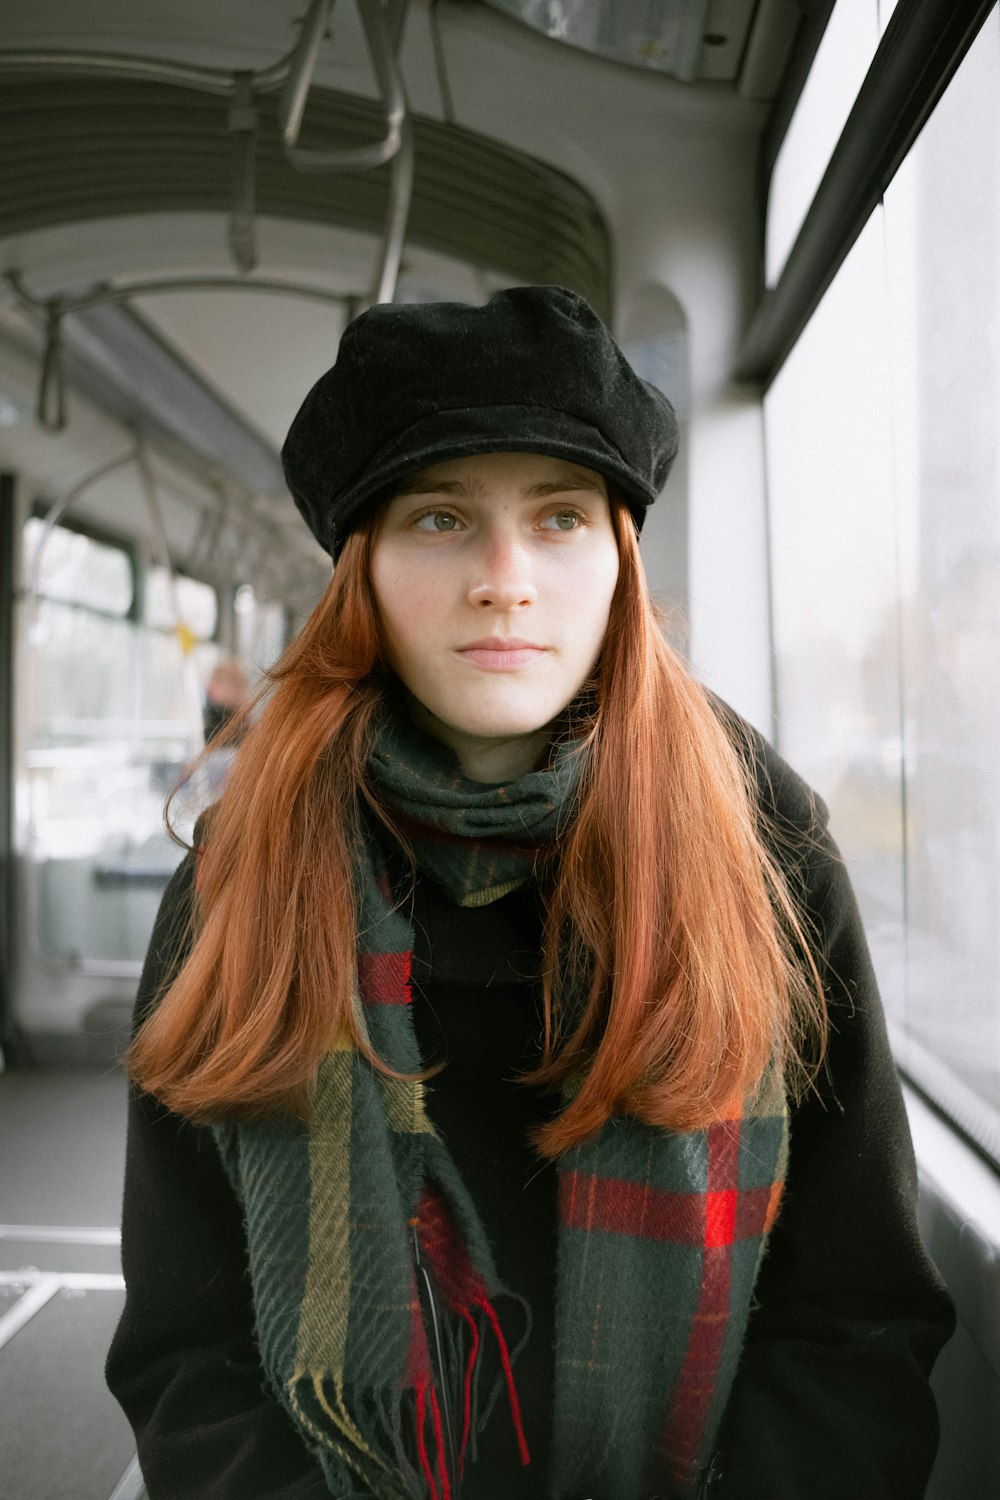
[0,1065,144,1500]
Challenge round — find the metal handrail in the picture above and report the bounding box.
[4,270,358,436]
[0,0,413,300]
[370,111,414,306]
[228,72,260,273]
[281,0,406,173]
[279,0,335,144]
[0,46,295,95]
[0,48,250,93]
[108,1455,147,1500]
[0,0,409,174]
[5,271,354,318]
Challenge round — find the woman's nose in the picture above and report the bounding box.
[467,531,538,609]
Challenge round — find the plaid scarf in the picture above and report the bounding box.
[213,707,788,1499]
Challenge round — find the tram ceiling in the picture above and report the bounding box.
[0,0,807,322]
[0,78,610,315]
[0,0,800,537]
[0,15,610,565]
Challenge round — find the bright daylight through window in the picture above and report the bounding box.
[764,11,1000,1163]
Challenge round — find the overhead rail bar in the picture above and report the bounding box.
[0,1,401,165]
[38,303,66,432]
[735,0,997,387]
[5,270,355,317]
[371,114,414,307]
[281,0,404,171]
[0,0,413,295]
[107,1456,147,1500]
[4,271,356,436]
[228,72,260,272]
[0,76,610,312]
[0,48,263,94]
[7,289,328,601]
[134,447,209,797]
[280,0,337,149]
[1,282,73,432]
[0,7,324,98]
[271,0,415,301]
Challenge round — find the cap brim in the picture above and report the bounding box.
[331,403,657,547]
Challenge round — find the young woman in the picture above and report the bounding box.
[107,286,954,1500]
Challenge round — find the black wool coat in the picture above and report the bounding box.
[106,730,955,1499]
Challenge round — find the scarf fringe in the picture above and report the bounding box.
[456,1307,479,1475]
[473,1292,531,1466]
[291,1369,431,1500]
[289,1341,508,1500]
[415,1184,532,1474]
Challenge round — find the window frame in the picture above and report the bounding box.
[756,1,1000,1168]
[739,0,997,388]
[27,502,140,622]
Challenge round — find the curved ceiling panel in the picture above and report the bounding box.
[0,78,611,317]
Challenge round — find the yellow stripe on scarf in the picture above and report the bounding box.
[295,1050,354,1372]
[457,876,528,908]
[379,1075,435,1135]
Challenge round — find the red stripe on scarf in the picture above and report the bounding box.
[559,1164,773,1247]
[559,1170,701,1242]
[357,950,412,1005]
[659,1121,742,1483]
[417,1188,488,1309]
[659,1245,731,1484]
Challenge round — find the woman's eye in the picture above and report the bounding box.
[541,509,584,531]
[414,509,461,532]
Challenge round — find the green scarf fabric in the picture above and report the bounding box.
[213,707,788,1500]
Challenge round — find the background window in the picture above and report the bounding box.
[145,565,218,640]
[22,521,203,966]
[234,583,287,671]
[763,14,1000,1162]
[23,516,133,616]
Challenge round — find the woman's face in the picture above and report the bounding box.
[370,451,620,781]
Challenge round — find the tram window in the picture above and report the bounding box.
[234,582,287,669]
[22,516,133,617]
[766,0,907,287]
[23,520,201,966]
[763,13,1000,1164]
[145,565,218,640]
[766,0,881,286]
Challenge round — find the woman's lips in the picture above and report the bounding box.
[455,640,548,671]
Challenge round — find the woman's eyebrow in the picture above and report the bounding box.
[528,477,606,497]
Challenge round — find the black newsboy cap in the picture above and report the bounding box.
[281,284,679,558]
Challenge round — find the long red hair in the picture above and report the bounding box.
[128,501,825,1153]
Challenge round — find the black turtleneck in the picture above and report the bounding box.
[408,872,558,1498]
